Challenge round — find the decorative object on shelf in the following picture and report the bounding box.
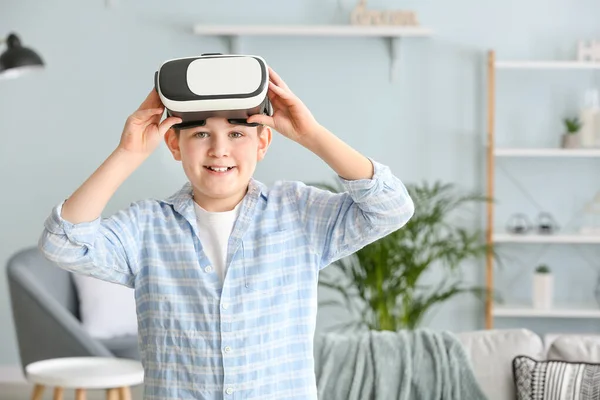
[532,264,553,310]
[536,212,559,234]
[561,117,581,149]
[579,89,600,148]
[580,191,600,235]
[506,213,531,234]
[314,180,496,331]
[578,40,600,63]
[350,0,419,27]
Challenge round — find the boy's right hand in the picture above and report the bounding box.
[117,89,182,157]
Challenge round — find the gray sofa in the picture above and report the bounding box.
[6,247,140,374]
[7,247,600,400]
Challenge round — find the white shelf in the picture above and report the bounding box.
[495,61,600,70]
[192,24,433,81]
[493,233,600,244]
[494,148,600,157]
[493,304,600,318]
[192,24,433,37]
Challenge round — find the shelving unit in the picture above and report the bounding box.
[485,50,600,329]
[192,24,434,81]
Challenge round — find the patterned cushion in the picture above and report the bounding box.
[513,355,600,400]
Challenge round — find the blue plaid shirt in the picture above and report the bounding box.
[38,159,414,400]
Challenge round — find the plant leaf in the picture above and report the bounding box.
[315,179,500,331]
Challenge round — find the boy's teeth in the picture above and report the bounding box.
[208,166,230,172]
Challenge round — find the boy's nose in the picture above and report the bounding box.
[208,137,229,157]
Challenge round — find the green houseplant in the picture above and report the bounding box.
[535,264,550,274]
[315,180,497,331]
[561,117,582,149]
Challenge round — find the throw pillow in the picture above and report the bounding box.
[73,274,138,339]
[513,355,600,400]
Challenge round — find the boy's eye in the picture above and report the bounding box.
[193,132,209,138]
[230,132,243,138]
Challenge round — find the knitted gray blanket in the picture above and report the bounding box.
[314,329,488,400]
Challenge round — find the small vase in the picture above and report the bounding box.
[561,133,580,149]
[533,273,553,309]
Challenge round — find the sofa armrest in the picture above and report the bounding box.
[456,329,544,400]
[547,334,600,363]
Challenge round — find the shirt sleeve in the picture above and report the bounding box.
[37,200,143,288]
[287,158,415,270]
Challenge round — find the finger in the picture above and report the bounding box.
[269,92,287,112]
[266,84,289,110]
[158,116,183,136]
[138,89,162,110]
[246,114,274,128]
[268,67,289,91]
[269,81,294,102]
[130,108,164,123]
[266,86,278,103]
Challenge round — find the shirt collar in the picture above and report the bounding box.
[162,178,267,217]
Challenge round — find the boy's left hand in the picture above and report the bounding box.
[246,67,321,143]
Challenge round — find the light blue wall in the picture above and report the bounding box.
[2,0,600,366]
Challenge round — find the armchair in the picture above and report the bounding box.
[6,247,140,373]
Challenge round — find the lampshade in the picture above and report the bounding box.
[0,33,44,79]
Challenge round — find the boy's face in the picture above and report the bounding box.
[164,117,272,212]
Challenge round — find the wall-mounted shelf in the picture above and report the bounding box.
[493,233,600,244]
[494,148,600,157]
[192,24,433,37]
[495,61,600,70]
[493,304,600,318]
[192,24,434,81]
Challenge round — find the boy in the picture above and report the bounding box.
[39,66,414,399]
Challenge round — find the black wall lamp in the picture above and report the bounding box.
[0,32,44,80]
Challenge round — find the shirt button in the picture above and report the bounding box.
[225,387,234,395]
[224,346,232,353]
[222,303,229,310]
[204,265,213,273]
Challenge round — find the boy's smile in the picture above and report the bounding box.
[164,117,272,212]
[204,165,236,173]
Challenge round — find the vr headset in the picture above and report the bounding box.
[154,53,272,129]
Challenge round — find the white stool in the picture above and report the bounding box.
[25,357,144,400]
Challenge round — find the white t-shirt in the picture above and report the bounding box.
[193,201,241,283]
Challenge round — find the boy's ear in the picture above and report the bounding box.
[164,129,182,161]
[257,126,272,162]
